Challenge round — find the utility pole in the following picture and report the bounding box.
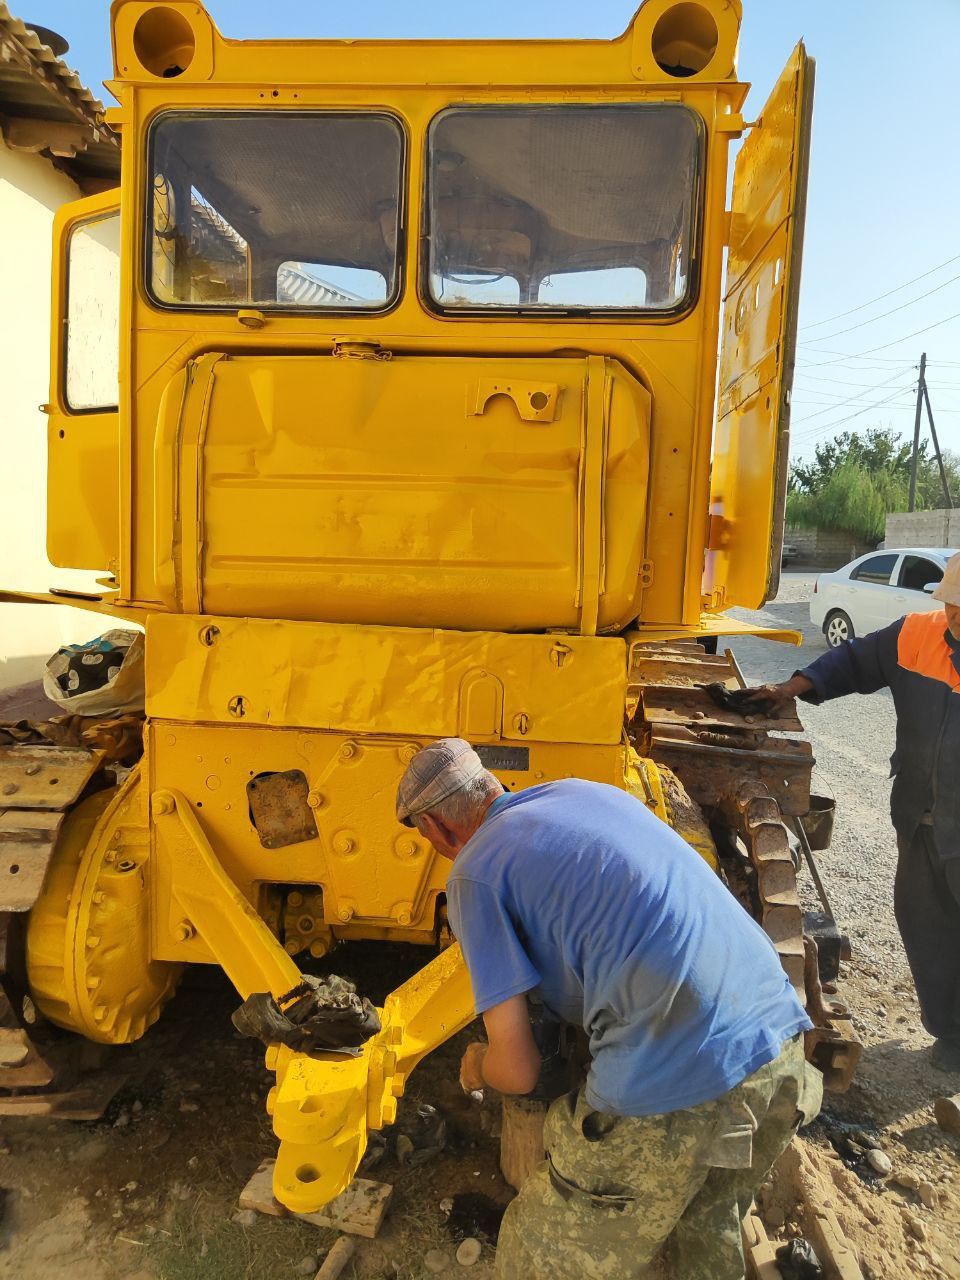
[908,351,926,512]
[922,380,953,509]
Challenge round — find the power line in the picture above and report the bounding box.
[797,271,960,343]
[789,367,913,426]
[799,252,960,330]
[801,310,960,367]
[792,382,917,443]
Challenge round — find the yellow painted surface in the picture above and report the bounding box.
[145,613,627,743]
[18,0,817,1213]
[47,189,122,576]
[152,353,650,632]
[705,44,814,610]
[0,136,111,684]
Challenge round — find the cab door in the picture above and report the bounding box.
[704,44,815,610]
[47,189,121,576]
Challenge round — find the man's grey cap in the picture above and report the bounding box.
[396,738,485,827]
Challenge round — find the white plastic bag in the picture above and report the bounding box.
[42,629,145,716]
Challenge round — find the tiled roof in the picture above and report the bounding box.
[0,3,119,186]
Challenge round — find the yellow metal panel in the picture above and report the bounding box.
[705,44,814,610]
[144,718,630,960]
[150,354,649,634]
[109,0,742,89]
[144,614,628,745]
[47,189,122,574]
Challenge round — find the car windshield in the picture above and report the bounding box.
[148,113,403,309]
[426,105,701,312]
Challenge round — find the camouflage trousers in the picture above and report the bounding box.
[495,1034,822,1280]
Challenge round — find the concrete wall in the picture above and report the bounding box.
[884,509,960,550]
[783,524,874,571]
[0,135,111,690]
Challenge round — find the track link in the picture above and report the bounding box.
[631,642,861,1091]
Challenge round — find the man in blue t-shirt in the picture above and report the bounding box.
[396,739,822,1280]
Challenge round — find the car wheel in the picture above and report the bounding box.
[824,610,854,648]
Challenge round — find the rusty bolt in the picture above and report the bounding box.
[288,890,303,908]
[24,764,41,777]
[227,695,247,719]
[174,919,195,943]
[297,915,315,934]
[2,783,18,796]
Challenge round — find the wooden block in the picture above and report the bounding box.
[315,1237,356,1279]
[239,1160,392,1239]
[299,1176,393,1239]
[742,1208,783,1280]
[238,1158,287,1217]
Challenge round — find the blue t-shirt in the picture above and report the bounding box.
[446,779,811,1116]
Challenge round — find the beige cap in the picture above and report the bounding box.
[933,551,960,607]
[396,738,485,827]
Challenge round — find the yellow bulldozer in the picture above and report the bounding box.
[0,0,859,1213]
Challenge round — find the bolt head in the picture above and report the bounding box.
[340,742,357,760]
[307,790,324,809]
[338,906,354,923]
[152,792,175,816]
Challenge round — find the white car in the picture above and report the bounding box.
[810,547,958,647]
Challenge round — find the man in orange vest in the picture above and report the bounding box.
[747,552,960,1072]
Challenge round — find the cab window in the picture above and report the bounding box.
[898,555,943,592]
[65,212,121,412]
[147,113,403,310]
[426,105,702,313]
[851,553,897,586]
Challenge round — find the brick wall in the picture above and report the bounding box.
[885,509,960,549]
[783,525,874,570]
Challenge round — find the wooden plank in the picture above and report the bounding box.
[742,1209,782,1280]
[239,1160,392,1239]
[238,1159,286,1217]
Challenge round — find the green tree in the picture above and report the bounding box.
[787,428,957,542]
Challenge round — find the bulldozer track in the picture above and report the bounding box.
[630,642,862,1091]
[0,733,134,1116]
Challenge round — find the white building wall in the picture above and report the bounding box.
[0,134,110,690]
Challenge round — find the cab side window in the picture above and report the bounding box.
[899,555,943,593]
[850,553,897,586]
[64,212,121,412]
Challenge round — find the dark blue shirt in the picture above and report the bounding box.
[446,779,810,1116]
[798,610,960,850]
